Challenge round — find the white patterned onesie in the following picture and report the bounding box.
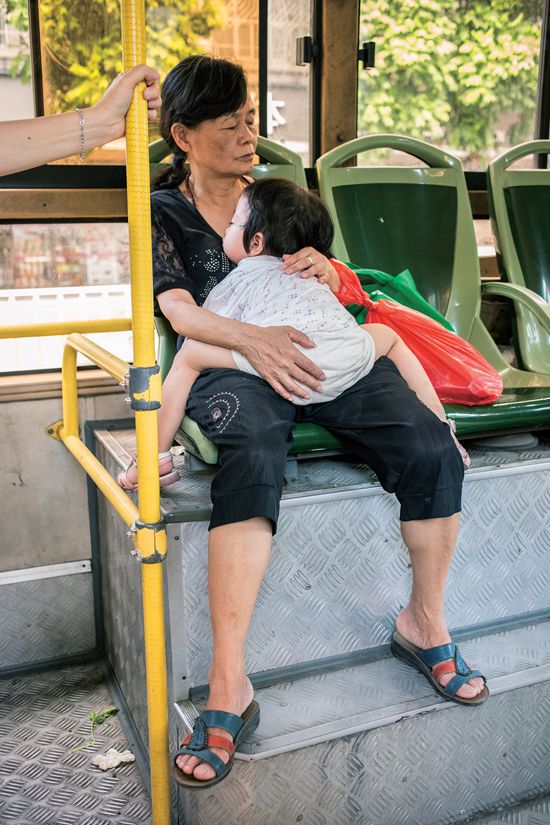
[202,255,375,404]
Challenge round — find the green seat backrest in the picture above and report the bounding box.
[317,135,480,340]
[488,141,550,299]
[505,186,550,300]
[488,141,550,374]
[155,314,177,382]
[332,181,457,318]
[317,134,550,394]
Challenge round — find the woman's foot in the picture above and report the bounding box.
[176,671,254,783]
[117,451,179,492]
[395,607,484,699]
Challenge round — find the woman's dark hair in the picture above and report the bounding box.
[242,178,334,258]
[153,55,248,191]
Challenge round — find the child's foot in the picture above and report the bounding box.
[117,451,180,492]
[446,419,471,469]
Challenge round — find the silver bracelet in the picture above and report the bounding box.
[75,108,85,161]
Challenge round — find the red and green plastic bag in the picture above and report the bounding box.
[331,260,503,406]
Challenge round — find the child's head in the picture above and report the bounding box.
[222,177,334,264]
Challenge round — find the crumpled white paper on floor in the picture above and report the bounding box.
[92,748,136,771]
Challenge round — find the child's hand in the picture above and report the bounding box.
[282,249,341,293]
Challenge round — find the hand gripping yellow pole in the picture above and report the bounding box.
[120,3,171,823]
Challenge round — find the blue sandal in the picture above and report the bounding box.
[391,631,489,706]
[172,700,260,789]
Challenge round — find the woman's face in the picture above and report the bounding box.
[174,96,258,177]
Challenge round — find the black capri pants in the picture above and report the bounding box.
[185,357,464,533]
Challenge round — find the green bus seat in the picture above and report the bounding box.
[151,136,341,466]
[317,134,550,436]
[488,140,550,374]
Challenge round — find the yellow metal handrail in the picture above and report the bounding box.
[0,318,131,339]
[4,318,170,821]
[121,3,170,823]
[0,320,138,528]
[1,4,172,821]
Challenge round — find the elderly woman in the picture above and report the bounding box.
[151,55,487,790]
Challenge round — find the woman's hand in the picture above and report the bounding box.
[241,325,326,401]
[282,249,341,293]
[91,64,162,138]
[159,290,325,402]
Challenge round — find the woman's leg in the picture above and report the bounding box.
[365,323,446,421]
[120,341,236,488]
[397,515,483,698]
[365,324,470,467]
[176,517,272,781]
[176,369,296,781]
[300,358,482,700]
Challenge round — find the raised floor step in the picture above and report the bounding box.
[468,793,550,824]
[174,621,550,825]
[97,429,550,695]
[94,428,550,823]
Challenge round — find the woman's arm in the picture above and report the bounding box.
[158,289,324,401]
[0,64,161,177]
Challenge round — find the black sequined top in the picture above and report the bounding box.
[151,187,235,315]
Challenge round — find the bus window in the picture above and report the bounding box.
[267,0,312,165]
[1,2,264,373]
[37,0,260,165]
[210,0,259,101]
[358,1,545,170]
[0,0,34,120]
[0,223,132,372]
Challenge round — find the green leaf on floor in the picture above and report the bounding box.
[72,706,120,752]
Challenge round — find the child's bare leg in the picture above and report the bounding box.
[119,341,236,489]
[363,324,470,467]
[157,340,236,452]
[365,324,446,421]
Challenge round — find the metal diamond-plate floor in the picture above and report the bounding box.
[176,620,550,757]
[467,793,550,823]
[0,663,151,825]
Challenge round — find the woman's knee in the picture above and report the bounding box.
[406,417,464,485]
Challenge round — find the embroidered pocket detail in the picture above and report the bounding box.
[206,392,240,433]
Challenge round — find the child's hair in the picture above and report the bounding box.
[242,178,334,258]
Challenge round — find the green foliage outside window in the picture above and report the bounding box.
[7,0,226,111]
[359,0,542,164]
[7,0,543,163]
[5,0,31,82]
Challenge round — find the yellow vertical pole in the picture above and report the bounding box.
[120,3,171,824]
[61,345,79,438]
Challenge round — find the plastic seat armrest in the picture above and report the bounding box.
[481,282,550,333]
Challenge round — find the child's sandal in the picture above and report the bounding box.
[117,451,180,492]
